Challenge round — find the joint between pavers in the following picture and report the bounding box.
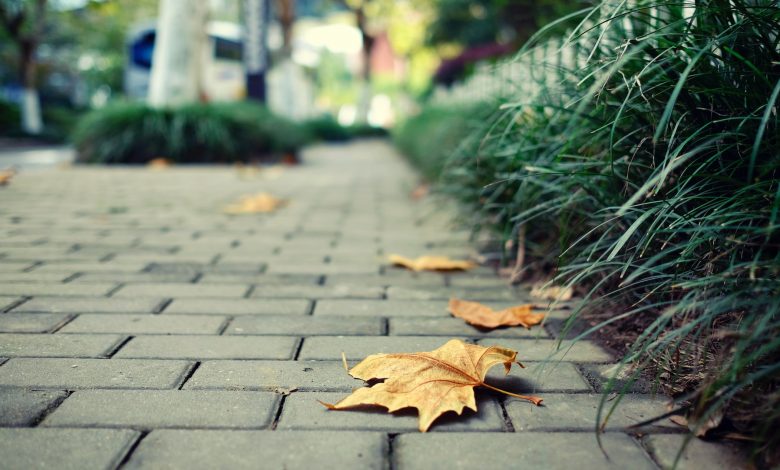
[106,336,134,358]
[189,272,203,283]
[105,283,125,298]
[292,338,305,360]
[99,253,115,263]
[114,429,149,470]
[22,261,44,273]
[386,433,399,470]
[61,272,83,283]
[216,317,233,335]
[1,296,30,313]
[30,390,73,427]
[381,318,389,336]
[498,398,516,433]
[209,253,222,266]
[306,300,316,316]
[243,285,256,299]
[176,361,202,390]
[269,394,289,430]
[48,314,78,333]
[154,298,174,314]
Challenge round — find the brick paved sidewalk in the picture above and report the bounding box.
[0,140,745,469]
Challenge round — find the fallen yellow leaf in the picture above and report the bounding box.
[148,157,172,169]
[530,284,574,301]
[0,168,15,186]
[224,192,287,214]
[449,298,545,329]
[321,339,542,432]
[388,254,475,272]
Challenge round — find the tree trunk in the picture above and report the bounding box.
[19,38,42,134]
[354,6,373,124]
[148,0,208,107]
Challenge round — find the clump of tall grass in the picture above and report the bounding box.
[435,0,779,462]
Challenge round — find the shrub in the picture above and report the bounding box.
[72,101,309,164]
[303,115,352,142]
[393,102,494,182]
[405,0,780,462]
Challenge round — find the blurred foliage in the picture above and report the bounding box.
[72,101,308,164]
[303,114,353,142]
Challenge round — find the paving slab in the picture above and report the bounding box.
[0,333,123,358]
[163,298,311,315]
[59,314,226,335]
[278,392,505,432]
[184,360,363,391]
[0,428,139,470]
[0,312,72,333]
[505,393,674,431]
[10,296,165,314]
[124,430,386,469]
[477,338,613,362]
[643,434,748,470]
[314,300,449,317]
[298,336,460,361]
[0,389,68,425]
[114,335,298,360]
[0,282,116,297]
[43,390,278,429]
[0,358,192,389]
[390,317,552,339]
[113,283,249,298]
[226,315,383,336]
[394,432,655,469]
[0,295,23,311]
[250,284,384,299]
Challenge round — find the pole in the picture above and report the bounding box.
[244,0,270,102]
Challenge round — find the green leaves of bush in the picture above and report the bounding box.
[72,102,309,164]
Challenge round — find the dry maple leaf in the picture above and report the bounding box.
[530,284,574,301]
[147,157,172,169]
[449,298,545,329]
[0,168,15,186]
[388,254,475,272]
[223,192,287,214]
[320,339,543,432]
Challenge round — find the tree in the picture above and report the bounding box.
[0,0,46,134]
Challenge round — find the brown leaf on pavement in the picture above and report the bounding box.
[530,284,574,301]
[449,298,545,329]
[388,254,475,272]
[224,192,288,214]
[320,339,543,432]
[0,168,15,186]
[147,157,172,169]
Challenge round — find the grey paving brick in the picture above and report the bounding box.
[59,314,226,335]
[0,428,139,470]
[0,313,72,332]
[10,296,165,313]
[113,283,248,298]
[644,434,748,470]
[124,430,386,470]
[72,272,197,283]
[298,336,464,361]
[114,335,298,360]
[31,261,149,273]
[265,264,380,275]
[0,389,68,425]
[0,282,116,297]
[147,262,264,275]
[278,392,504,432]
[184,360,362,391]
[477,338,613,362]
[0,358,191,389]
[198,273,320,284]
[0,272,71,282]
[578,363,656,393]
[314,300,449,317]
[505,393,673,431]
[484,361,592,393]
[324,274,447,288]
[43,390,278,429]
[387,286,529,301]
[164,298,310,315]
[0,333,123,358]
[390,317,552,339]
[394,432,655,469]
[226,315,382,336]
[250,284,384,299]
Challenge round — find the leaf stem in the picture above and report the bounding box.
[481,382,544,405]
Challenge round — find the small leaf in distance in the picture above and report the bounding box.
[388,254,475,272]
[449,298,544,329]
